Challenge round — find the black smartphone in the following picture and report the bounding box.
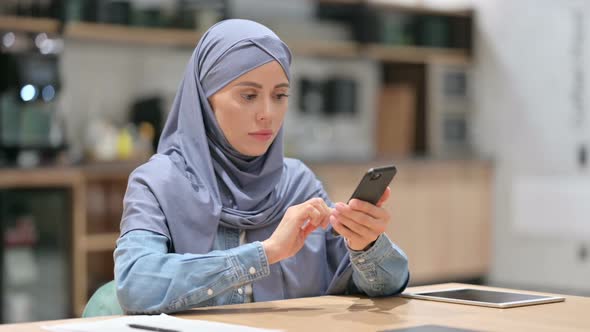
[331,165,397,236]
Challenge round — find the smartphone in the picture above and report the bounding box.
[331,165,397,236]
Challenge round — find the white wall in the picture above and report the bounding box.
[58,41,191,154]
[473,0,590,293]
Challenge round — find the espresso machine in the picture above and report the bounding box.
[0,50,66,167]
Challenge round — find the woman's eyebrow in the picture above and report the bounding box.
[233,82,290,89]
[234,82,262,88]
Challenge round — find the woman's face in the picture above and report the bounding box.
[208,61,290,157]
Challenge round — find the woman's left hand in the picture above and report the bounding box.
[330,187,391,251]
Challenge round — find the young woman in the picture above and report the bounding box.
[114,19,409,314]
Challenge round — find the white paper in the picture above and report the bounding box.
[42,313,282,332]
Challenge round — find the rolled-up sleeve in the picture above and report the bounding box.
[114,230,269,314]
[348,233,410,296]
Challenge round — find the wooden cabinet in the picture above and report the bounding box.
[0,163,136,317]
[310,160,492,285]
[0,160,490,316]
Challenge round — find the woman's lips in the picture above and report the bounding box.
[248,130,273,142]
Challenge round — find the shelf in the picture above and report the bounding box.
[0,167,82,188]
[287,39,360,58]
[318,0,364,4]
[84,233,120,252]
[0,15,61,34]
[367,0,473,17]
[59,21,470,64]
[64,22,204,48]
[81,161,141,181]
[364,43,470,65]
[317,1,473,17]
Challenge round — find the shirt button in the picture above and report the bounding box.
[249,267,256,275]
[358,258,365,263]
[238,288,244,295]
[207,289,213,296]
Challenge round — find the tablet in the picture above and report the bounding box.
[402,287,565,308]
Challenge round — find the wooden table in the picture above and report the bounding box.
[1,283,588,331]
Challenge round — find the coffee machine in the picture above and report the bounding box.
[0,49,66,167]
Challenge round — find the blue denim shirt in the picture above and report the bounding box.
[114,226,409,314]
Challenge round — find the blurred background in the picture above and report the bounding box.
[1,0,589,324]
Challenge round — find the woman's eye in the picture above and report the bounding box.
[276,94,290,100]
[242,94,257,101]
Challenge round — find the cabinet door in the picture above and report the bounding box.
[312,162,491,285]
[0,189,72,323]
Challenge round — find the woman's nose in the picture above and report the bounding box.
[256,99,273,122]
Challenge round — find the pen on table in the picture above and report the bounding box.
[128,323,180,332]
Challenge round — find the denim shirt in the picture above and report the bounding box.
[114,226,409,314]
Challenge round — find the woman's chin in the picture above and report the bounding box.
[238,146,269,158]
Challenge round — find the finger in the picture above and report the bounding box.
[309,198,332,229]
[295,204,321,228]
[335,202,377,227]
[332,210,376,240]
[302,221,318,237]
[348,198,389,220]
[310,198,332,219]
[308,206,322,227]
[330,215,363,242]
[321,208,333,229]
[376,186,391,208]
[334,203,388,235]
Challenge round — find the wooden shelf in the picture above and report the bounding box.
[364,43,470,65]
[81,161,140,181]
[0,167,82,188]
[0,15,61,34]
[64,22,204,48]
[60,21,471,64]
[84,233,120,252]
[287,39,360,58]
[318,0,364,4]
[367,0,473,17]
[318,0,473,17]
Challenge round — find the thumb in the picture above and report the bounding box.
[376,186,391,208]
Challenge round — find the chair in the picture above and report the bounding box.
[82,280,124,317]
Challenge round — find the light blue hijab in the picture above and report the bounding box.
[120,19,339,302]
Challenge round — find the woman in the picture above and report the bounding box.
[114,19,409,314]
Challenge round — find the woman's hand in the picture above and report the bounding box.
[263,198,331,264]
[330,187,391,251]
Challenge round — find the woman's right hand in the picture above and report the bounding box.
[262,198,331,264]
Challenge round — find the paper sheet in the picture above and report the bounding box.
[42,313,282,332]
